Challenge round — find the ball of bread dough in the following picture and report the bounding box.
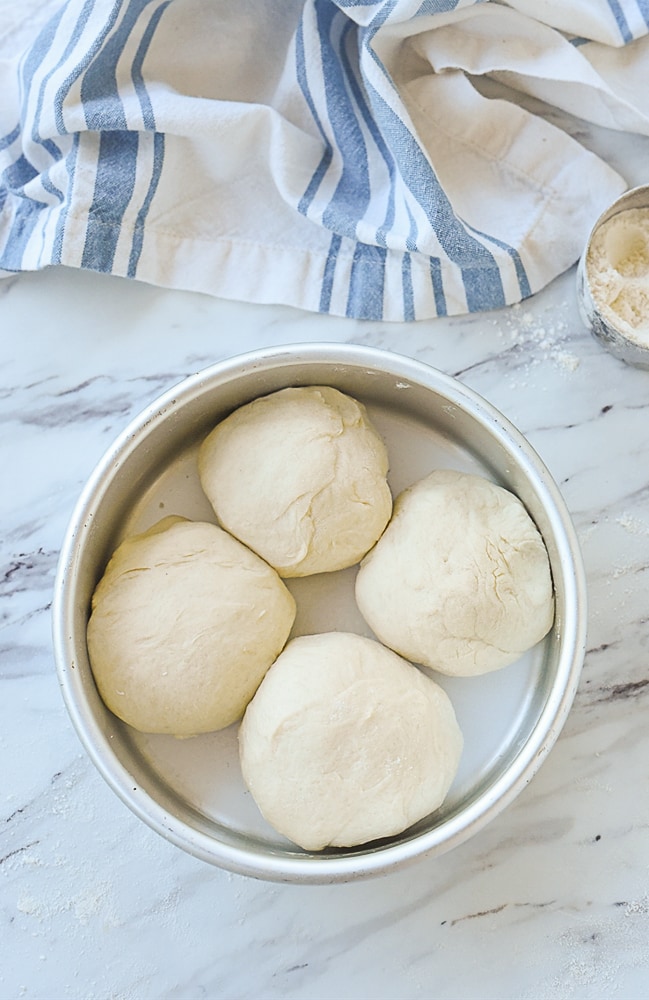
[239,632,463,850]
[355,470,554,677]
[198,386,392,577]
[87,516,296,735]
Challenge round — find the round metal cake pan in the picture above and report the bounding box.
[52,343,587,883]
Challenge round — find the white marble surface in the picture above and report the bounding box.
[3,79,649,1000]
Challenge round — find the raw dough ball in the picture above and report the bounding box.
[87,516,296,735]
[198,386,392,577]
[355,470,554,677]
[239,632,463,850]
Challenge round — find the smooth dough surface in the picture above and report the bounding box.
[87,516,296,735]
[355,470,555,677]
[198,386,392,577]
[239,631,463,850]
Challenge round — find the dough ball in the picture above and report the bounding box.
[355,470,554,677]
[198,386,392,577]
[239,632,463,850]
[87,516,296,735]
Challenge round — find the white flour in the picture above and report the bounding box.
[586,207,649,346]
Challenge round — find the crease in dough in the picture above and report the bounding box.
[355,470,554,676]
[198,386,392,577]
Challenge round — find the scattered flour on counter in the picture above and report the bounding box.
[16,878,112,927]
[586,207,649,346]
[616,513,649,536]
[577,523,598,546]
[530,887,649,1000]
[492,303,581,386]
[623,895,649,916]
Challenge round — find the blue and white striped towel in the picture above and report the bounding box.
[1,0,649,322]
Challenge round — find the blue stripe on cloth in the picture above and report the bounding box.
[3,155,39,190]
[2,1,81,229]
[128,131,164,276]
[26,0,95,208]
[298,148,333,217]
[35,167,62,204]
[405,203,418,253]
[81,130,139,272]
[80,1,167,273]
[80,1,155,130]
[501,248,530,299]
[47,0,144,264]
[506,249,530,299]
[605,0,633,41]
[361,0,399,88]
[464,222,531,300]
[317,5,372,238]
[459,265,508,310]
[296,18,333,215]
[132,0,171,128]
[0,196,46,270]
[363,80,505,312]
[335,1,383,7]
[20,2,66,104]
[633,0,649,27]
[21,2,67,167]
[415,0,464,14]
[52,132,80,263]
[367,0,398,28]
[54,0,115,133]
[402,251,414,320]
[320,232,342,311]
[430,257,447,316]
[346,243,387,319]
[354,4,506,312]
[0,124,20,151]
[336,14,396,247]
[126,1,172,275]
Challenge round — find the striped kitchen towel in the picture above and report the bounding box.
[1,0,649,322]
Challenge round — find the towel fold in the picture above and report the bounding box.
[1,0,648,322]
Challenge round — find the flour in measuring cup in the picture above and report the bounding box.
[586,206,649,346]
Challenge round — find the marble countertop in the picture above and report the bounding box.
[3,100,649,1000]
